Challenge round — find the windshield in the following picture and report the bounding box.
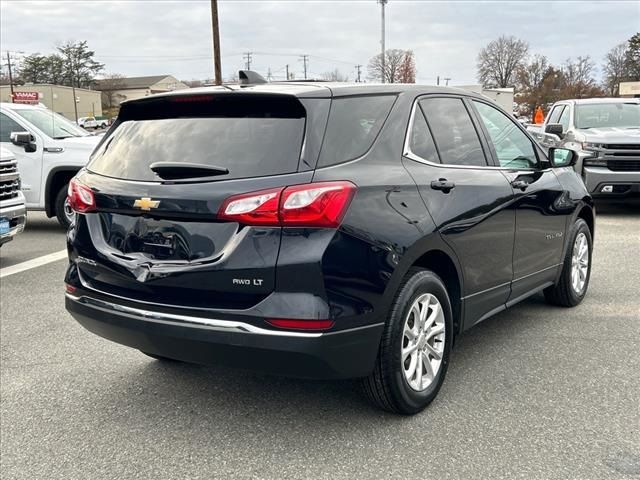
[88,116,305,182]
[14,108,90,139]
[575,103,640,129]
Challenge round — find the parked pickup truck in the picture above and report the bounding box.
[527,98,640,197]
[0,103,102,227]
[0,147,27,246]
[77,116,109,130]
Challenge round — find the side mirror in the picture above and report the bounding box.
[549,147,577,168]
[545,123,564,138]
[10,131,37,153]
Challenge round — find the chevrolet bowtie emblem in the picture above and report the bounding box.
[133,197,160,211]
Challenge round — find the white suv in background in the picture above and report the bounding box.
[0,103,102,227]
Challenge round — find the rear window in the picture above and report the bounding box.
[87,95,306,182]
[317,95,396,167]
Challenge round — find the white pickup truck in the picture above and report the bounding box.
[527,98,640,197]
[77,116,109,130]
[0,103,102,227]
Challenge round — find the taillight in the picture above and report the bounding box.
[67,178,96,213]
[218,181,356,228]
[266,318,335,331]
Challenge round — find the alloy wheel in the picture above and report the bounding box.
[401,293,445,392]
[571,232,589,295]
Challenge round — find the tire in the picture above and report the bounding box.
[544,218,592,307]
[361,268,453,415]
[140,351,182,362]
[54,184,74,229]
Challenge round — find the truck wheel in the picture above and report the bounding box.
[544,218,592,307]
[54,184,75,229]
[361,268,453,414]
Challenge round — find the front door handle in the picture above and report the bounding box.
[430,179,455,193]
[511,179,529,190]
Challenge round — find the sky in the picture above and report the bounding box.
[1,0,638,85]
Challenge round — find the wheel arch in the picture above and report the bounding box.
[45,167,80,217]
[382,236,465,338]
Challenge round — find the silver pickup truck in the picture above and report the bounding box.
[528,98,640,197]
[0,147,27,246]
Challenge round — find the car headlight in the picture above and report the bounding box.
[581,142,603,151]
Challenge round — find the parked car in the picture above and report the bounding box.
[527,98,640,197]
[0,103,102,227]
[64,77,595,414]
[0,147,26,246]
[77,116,109,130]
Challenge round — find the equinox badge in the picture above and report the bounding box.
[133,197,160,211]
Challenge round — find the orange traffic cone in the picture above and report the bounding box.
[534,106,544,124]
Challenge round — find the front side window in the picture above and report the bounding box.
[14,108,89,139]
[547,105,565,125]
[0,112,25,143]
[558,106,571,132]
[473,101,538,169]
[420,98,486,167]
[318,95,396,167]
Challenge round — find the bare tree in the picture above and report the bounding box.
[562,56,603,98]
[516,54,551,113]
[367,49,406,83]
[477,35,529,88]
[625,32,640,80]
[603,43,630,96]
[96,73,126,108]
[321,69,349,82]
[397,50,416,83]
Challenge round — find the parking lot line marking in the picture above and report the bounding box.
[0,249,68,279]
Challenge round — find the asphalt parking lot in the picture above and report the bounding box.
[1,204,639,480]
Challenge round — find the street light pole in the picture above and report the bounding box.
[210,0,222,85]
[379,0,388,83]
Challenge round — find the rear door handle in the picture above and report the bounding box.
[511,179,529,190]
[430,179,455,193]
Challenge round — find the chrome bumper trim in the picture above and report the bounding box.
[66,293,324,338]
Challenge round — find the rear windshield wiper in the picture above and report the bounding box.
[149,162,229,180]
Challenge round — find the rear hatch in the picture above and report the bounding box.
[71,92,326,310]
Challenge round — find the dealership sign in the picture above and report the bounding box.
[12,91,40,104]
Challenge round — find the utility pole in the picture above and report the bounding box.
[444,77,451,86]
[355,64,362,83]
[267,67,273,81]
[243,52,253,70]
[437,75,440,86]
[6,51,15,95]
[285,64,289,80]
[379,0,388,83]
[300,54,309,80]
[210,0,222,85]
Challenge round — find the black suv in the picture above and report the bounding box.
[65,77,595,414]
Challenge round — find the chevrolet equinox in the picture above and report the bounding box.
[65,75,595,414]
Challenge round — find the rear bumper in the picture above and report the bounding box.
[65,293,384,379]
[583,167,640,197]
[0,196,27,245]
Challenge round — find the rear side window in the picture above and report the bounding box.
[420,98,487,167]
[409,106,439,163]
[317,95,396,167]
[87,95,306,182]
